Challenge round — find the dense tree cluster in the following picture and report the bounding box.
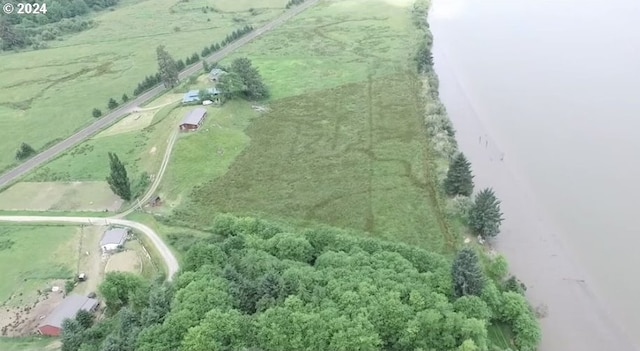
[61,215,539,351]
[218,57,269,100]
[0,0,118,50]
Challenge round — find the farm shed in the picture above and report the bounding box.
[37,294,99,336]
[179,107,207,131]
[182,90,201,104]
[209,68,227,82]
[100,228,128,253]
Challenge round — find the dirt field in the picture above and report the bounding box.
[104,250,141,274]
[0,182,122,212]
[95,111,156,138]
[0,281,65,337]
[0,225,106,337]
[95,94,182,138]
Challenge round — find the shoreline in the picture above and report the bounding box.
[430,37,639,351]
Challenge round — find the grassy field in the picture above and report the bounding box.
[0,0,289,173]
[160,100,259,205]
[0,337,59,351]
[10,0,453,252]
[163,0,453,251]
[24,92,188,185]
[0,181,122,211]
[0,225,77,307]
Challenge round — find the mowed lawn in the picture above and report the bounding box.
[0,0,288,172]
[0,181,122,212]
[0,225,78,307]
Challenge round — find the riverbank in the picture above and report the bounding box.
[430,30,639,351]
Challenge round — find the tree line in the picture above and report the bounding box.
[285,0,305,9]
[411,0,540,349]
[0,0,118,50]
[90,25,254,119]
[60,214,538,351]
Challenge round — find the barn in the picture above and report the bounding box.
[38,294,99,336]
[179,107,207,131]
[100,228,128,253]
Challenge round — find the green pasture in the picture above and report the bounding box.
[218,0,422,99]
[0,337,59,351]
[0,0,288,172]
[0,225,77,307]
[177,71,447,251]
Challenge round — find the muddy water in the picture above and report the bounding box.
[429,0,640,350]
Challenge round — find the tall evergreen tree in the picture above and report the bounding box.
[444,152,474,197]
[469,188,504,238]
[156,45,179,88]
[452,247,485,297]
[106,152,132,201]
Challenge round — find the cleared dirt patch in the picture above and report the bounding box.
[104,250,141,274]
[95,94,181,138]
[0,182,122,212]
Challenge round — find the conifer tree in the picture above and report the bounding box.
[444,152,474,197]
[106,152,132,201]
[156,45,179,88]
[452,247,485,297]
[469,188,504,238]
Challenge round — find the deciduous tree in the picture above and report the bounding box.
[230,57,269,99]
[15,142,35,160]
[469,188,504,238]
[108,98,119,109]
[217,72,244,99]
[444,152,474,197]
[106,152,131,201]
[99,271,148,313]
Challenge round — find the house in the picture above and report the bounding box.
[209,68,227,82]
[182,90,201,104]
[99,228,128,253]
[179,107,207,131]
[38,294,99,336]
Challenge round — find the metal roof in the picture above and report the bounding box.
[209,68,226,76]
[180,107,207,126]
[182,90,201,103]
[100,228,127,247]
[39,294,99,329]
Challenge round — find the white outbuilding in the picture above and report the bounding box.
[100,228,128,253]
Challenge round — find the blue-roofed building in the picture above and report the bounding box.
[182,90,201,104]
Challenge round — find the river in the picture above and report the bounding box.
[429,0,640,350]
